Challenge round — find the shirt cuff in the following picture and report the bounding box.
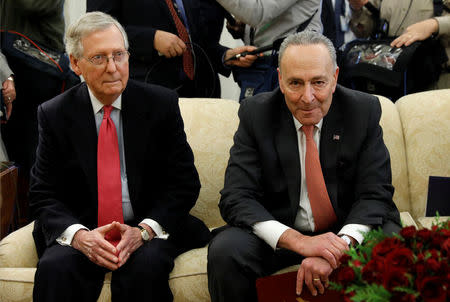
[141,219,169,240]
[338,224,371,245]
[252,220,290,250]
[56,224,89,246]
[222,51,232,69]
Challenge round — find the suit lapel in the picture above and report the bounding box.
[320,95,343,212]
[275,101,301,220]
[121,84,152,203]
[65,84,98,203]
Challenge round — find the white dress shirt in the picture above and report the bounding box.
[56,89,168,246]
[253,116,370,250]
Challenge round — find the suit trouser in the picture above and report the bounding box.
[207,227,303,302]
[33,238,179,302]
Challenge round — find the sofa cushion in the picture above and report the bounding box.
[179,98,239,229]
[0,222,37,268]
[396,89,450,218]
[377,96,411,214]
[0,246,211,302]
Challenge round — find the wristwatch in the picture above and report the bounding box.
[340,235,352,247]
[137,225,150,242]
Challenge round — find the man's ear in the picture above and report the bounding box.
[332,66,339,93]
[69,54,82,76]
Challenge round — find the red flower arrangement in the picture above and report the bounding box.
[331,218,450,302]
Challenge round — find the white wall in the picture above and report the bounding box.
[63,0,241,101]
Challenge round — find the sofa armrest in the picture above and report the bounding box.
[417,216,450,229]
[0,221,38,268]
[399,211,418,229]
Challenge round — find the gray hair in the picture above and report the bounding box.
[278,31,337,71]
[65,11,129,58]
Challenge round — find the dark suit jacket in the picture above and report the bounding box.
[30,80,210,257]
[321,0,337,48]
[87,0,229,98]
[219,85,401,234]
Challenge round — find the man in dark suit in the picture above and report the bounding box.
[30,12,209,302]
[87,0,258,98]
[207,31,401,302]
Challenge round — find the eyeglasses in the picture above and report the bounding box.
[84,51,130,66]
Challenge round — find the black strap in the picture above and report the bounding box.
[434,0,443,16]
[271,8,318,51]
[364,2,381,19]
[297,8,318,32]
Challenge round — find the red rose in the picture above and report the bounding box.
[382,268,409,291]
[417,229,433,243]
[425,258,441,272]
[385,248,414,271]
[418,276,447,302]
[336,266,355,285]
[431,234,446,249]
[372,238,403,258]
[416,242,424,251]
[417,253,425,262]
[362,257,385,284]
[442,238,450,256]
[429,249,439,259]
[415,261,427,289]
[400,226,417,240]
[441,229,450,238]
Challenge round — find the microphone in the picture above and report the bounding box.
[225,44,273,62]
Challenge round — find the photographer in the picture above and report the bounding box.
[217,0,322,100]
[348,0,450,89]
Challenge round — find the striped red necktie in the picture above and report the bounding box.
[165,0,195,80]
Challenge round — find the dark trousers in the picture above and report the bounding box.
[232,56,279,101]
[33,238,180,302]
[207,227,303,302]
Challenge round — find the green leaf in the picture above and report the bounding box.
[350,284,391,302]
[393,286,419,295]
[328,282,343,291]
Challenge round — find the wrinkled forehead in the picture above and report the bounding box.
[280,44,335,74]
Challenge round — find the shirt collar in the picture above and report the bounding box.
[293,116,323,132]
[87,87,122,115]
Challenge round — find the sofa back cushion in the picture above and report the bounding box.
[396,89,450,218]
[179,98,239,229]
[377,96,411,214]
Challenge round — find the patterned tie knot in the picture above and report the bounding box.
[103,105,113,119]
[301,125,314,139]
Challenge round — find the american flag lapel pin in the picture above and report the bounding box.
[333,134,340,141]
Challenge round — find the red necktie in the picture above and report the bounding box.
[97,105,123,246]
[302,125,337,231]
[165,0,194,80]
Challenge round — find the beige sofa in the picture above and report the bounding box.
[0,89,449,302]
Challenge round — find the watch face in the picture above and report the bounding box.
[139,227,150,241]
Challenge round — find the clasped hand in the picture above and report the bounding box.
[278,229,349,296]
[72,222,149,270]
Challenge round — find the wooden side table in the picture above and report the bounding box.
[0,164,18,240]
